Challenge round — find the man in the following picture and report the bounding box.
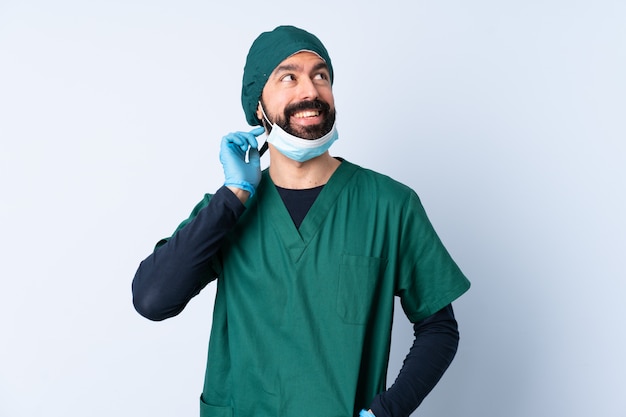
[132,25,470,417]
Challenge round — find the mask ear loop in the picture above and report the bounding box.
[257,101,273,157]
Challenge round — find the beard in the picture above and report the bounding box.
[263,99,336,140]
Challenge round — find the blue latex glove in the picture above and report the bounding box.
[219,127,265,197]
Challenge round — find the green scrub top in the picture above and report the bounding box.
[177,160,470,417]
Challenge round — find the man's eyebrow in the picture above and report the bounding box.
[312,61,330,73]
[273,63,299,74]
[272,61,330,76]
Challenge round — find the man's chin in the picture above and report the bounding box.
[287,120,333,140]
[286,126,323,140]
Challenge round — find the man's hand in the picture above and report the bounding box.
[219,127,265,202]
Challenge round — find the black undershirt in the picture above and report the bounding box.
[275,184,324,229]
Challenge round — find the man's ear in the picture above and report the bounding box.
[256,102,263,122]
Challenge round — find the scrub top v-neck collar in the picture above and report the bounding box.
[254,160,359,262]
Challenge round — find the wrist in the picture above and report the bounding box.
[224,177,255,195]
[225,185,251,203]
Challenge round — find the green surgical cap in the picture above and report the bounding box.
[241,25,334,126]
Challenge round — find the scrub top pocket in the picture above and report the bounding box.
[199,396,233,417]
[336,254,387,324]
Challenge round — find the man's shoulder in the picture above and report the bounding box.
[342,160,417,199]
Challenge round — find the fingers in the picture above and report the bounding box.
[250,126,266,137]
[222,133,248,153]
[222,127,265,152]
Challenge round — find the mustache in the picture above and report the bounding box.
[284,99,330,118]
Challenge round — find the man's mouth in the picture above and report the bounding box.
[292,109,322,119]
[285,99,329,122]
[280,99,333,137]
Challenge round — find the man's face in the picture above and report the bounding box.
[257,51,335,140]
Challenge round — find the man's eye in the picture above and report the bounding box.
[314,73,327,80]
[281,74,294,81]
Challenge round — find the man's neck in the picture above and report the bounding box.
[268,146,341,189]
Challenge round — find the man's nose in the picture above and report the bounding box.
[296,77,319,101]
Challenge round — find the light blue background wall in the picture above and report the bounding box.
[1,1,624,416]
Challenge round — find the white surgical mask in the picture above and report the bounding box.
[259,102,338,162]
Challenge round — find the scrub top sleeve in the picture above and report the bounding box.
[396,191,470,323]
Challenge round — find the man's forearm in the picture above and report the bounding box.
[132,186,245,321]
[369,304,459,417]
